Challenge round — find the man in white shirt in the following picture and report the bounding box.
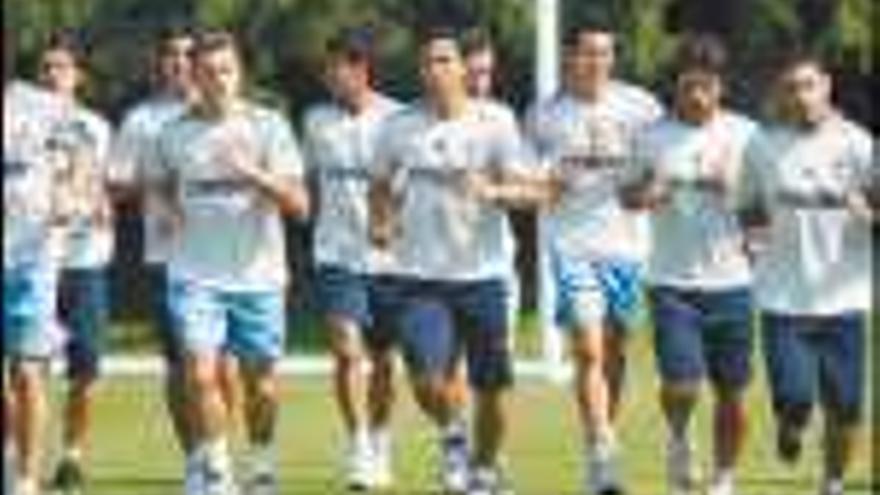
[302,28,403,491]
[621,35,759,495]
[110,27,247,490]
[109,23,202,459]
[525,20,662,495]
[154,31,309,495]
[369,26,531,495]
[743,51,874,495]
[4,70,77,495]
[34,32,115,494]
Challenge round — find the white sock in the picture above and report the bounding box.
[589,427,617,461]
[823,477,843,495]
[199,437,230,472]
[16,476,38,494]
[247,442,275,476]
[352,426,371,451]
[370,427,390,452]
[63,446,83,464]
[442,416,467,440]
[712,467,734,488]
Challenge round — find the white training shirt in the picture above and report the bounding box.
[58,105,115,269]
[633,111,759,289]
[745,114,874,315]
[375,99,525,281]
[109,95,188,265]
[525,83,662,262]
[156,102,304,290]
[3,81,70,268]
[302,93,404,274]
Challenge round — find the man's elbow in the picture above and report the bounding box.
[279,184,310,219]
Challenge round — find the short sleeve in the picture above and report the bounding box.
[300,107,324,175]
[372,113,402,179]
[845,124,875,191]
[488,106,528,174]
[263,111,304,179]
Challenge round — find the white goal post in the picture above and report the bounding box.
[534,0,571,383]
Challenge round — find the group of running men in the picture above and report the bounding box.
[3,17,874,495]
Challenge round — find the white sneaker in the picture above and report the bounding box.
[666,437,698,495]
[369,430,393,488]
[344,434,373,491]
[440,428,470,494]
[588,454,624,495]
[201,449,237,495]
[467,465,514,495]
[240,448,278,495]
[202,467,237,495]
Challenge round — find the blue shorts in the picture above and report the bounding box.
[58,268,110,378]
[761,312,866,423]
[314,265,402,351]
[3,262,59,360]
[314,264,372,328]
[167,277,287,365]
[650,286,753,389]
[366,275,406,351]
[393,278,512,391]
[553,253,643,333]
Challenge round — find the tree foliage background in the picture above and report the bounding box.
[3,0,875,321]
[5,0,875,127]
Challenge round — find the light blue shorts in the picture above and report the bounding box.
[4,262,59,359]
[552,253,644,333]
[167,277,287,365]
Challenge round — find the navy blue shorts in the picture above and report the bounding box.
[393,278,512,391]
[314,265,401,352]
[650,286,753,389]
[366,275,406,352]
[314,265,372,328]
[761,312,866,423]
[58,268,110,379]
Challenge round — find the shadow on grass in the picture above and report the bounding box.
[739,474,876,494]
[87,474,444,495]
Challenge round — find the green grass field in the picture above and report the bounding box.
[44,329,875,495]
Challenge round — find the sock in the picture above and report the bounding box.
[63,446,83,464]
[712,467,734,487]
[590,426,617,461]
[823,477,843,495]
[370,426,390,452]
[247,442,275,477]
[200,437,230,473]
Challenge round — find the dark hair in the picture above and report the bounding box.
[192,30,239,58]
[775,46,826,76]
[43,29,88,68]
[326,26,376,66]
[416,24,462,50]
[156,23,195,55]
[674,32,727,76]
[461,28,492,57]
[562,16,615,49]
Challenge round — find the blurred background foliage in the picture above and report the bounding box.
[5,0,875,127]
